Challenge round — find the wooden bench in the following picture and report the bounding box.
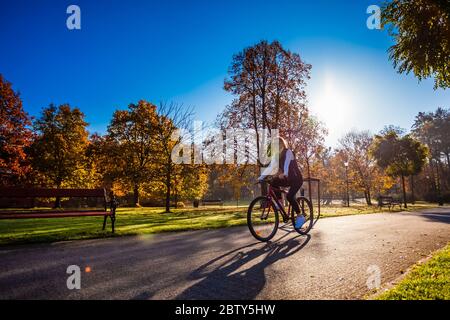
[200,199,224,206]
[0,188,118,232]
[377,196,402,210]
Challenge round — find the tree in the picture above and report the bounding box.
[338,130,379,205]
[29,104,89,207]
[312,148,341,204]
[85,133,117,190]
[412,107,450,201]
[219,40,312,195]
[412,107,450,167]
[0,74,32,185]
[382,0,450,89]
[153,102,193,213]
[294,115,327,199]
[220,40,311,168]
[370,130,429,207]
[176,163,209,204]
[106,100,159,207]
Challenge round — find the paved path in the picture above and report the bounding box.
[1,207,449,299]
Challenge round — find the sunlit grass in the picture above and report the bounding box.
[0,202,441,246]
[376,243,450,300]
[319,201,439,218]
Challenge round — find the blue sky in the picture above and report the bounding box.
[1,0,449,146]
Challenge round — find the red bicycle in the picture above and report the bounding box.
[247,178,314,242]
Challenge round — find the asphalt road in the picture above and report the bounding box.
[1,207,449,300]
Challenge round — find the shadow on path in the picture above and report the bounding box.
[417,211,450,224]
[176,229,310,299]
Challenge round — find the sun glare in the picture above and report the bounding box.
[310,72,357,145]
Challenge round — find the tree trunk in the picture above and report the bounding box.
[364,189,372,206]
[174,190,178,209]
[165,169,171,213]
[401,174,407,208]
[54,181,62,209]
[133,183,140,207]
[435,160,443,206]
[410,175,415,204]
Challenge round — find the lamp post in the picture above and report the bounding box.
[344,162,350,207]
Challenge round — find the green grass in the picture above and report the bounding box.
[319,202,439,218]
[376,243,450,300]
[0,202,441,246]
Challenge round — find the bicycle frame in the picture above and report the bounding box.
[266,184,292,222]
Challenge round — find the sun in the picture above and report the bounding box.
[310,72,357,143]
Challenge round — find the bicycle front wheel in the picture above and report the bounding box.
[292,196,314,235]
[247,196,279,242]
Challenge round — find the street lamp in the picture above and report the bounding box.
[344,162,350,207]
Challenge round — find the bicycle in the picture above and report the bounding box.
[247,178,314,242]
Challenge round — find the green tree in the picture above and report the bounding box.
[382,0,450,89]
[370,130,429,207]
[412,107,450,167]
[0,74,32,185]
[29,104,89,207]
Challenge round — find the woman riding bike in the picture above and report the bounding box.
[258,136,305,228]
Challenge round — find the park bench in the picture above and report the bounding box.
[0,188,118,232]
[377,196,402,210]
[200,199,224,206]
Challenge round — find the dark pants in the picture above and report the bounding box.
[271,176,302,214]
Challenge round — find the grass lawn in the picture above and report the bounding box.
[0,202,441,246]
[376,243,450,300]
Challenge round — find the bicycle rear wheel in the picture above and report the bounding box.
[247,196,279,242]
[292,196,314,235]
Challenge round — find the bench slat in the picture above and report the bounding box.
[0,211,112,219]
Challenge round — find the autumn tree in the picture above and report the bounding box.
[153,102,193,213]
[293,115,327,199]
[86,133,119,191]
[106,100,159,207]
[382,0,450,89]
[29,104,89,207]
[312,148,341,203]
[219,40,312,196]
[176,163,209,205]
[0,74,32,185]
[370,130,429,207]
[220,40,311,169]
[338,130,380,205]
